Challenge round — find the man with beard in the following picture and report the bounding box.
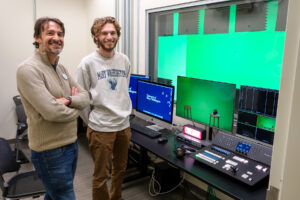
[76,16,131,200]
[16,17,89,199]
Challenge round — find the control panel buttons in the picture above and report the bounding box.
[222,164,231,171]
[241,174,249,179]
[256,165,263,170]
[226,159,238,166]
[247,171,253,175]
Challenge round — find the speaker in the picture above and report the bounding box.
[153,162,181,192]
[208,127,213,140]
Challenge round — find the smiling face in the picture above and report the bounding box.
[96,23,119,52]
[35,21,64,56]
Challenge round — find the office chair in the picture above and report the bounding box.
[0,137,45,199]
[12,95,29,164]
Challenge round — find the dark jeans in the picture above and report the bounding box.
[31,141,78,200]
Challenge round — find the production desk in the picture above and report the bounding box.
[130,128,268,200]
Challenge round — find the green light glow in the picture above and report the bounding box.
[158,31,284,90]
[229,5,236,33]
[173,13,179,35]
[158,35,187,94]
[198,10,205,34]
[186,31,285,89]
[158,1,284,90]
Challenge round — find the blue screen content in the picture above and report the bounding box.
[129,75,150,109]
[136,80,174,124]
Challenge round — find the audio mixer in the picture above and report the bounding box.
[192,132,272,186]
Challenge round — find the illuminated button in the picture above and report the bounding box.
[262,167,268,173]
[256,165,263,170]
[243,160,249,164]
[196,153,217,164]
[249,178,253,182]
[226,160,238,166]
[205,150,225,160]
[233,156,244,162]
[247,171,253,175]
[241,174,249,179]
[223,164,231,171]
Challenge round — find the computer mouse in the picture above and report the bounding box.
[157,137,168,144]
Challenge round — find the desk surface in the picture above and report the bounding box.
[130,129,268,200]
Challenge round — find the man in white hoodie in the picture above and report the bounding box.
[76,16,131,200]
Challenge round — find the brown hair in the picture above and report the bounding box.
[91,16,121,46]
[33,17,65,48]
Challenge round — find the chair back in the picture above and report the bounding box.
[13,95,27,124]
[0,138,45,199]
[0,138,20,174]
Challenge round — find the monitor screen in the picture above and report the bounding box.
[129,74,150,109]
[136,80,174,124]
[176,76,236,132]
[236,85,278,145]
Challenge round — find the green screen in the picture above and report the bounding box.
[158,32,285,90]
[176,76,236,132]
[157,2,285,90]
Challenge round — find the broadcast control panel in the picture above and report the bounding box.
[192,132,272,186]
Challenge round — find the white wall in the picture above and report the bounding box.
[86,0,116,53]
[0,0,34,139]
[268,0,300,199]
[35,0,89,76]
[0,0,116,139]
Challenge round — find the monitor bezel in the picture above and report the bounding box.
[129,74,150,109]
[136,79,175,124]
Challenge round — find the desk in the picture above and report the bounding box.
[130,129,268,200]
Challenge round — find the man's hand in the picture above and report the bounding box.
[71,87,78,96]
[56,98,70,106]
[56,87,78,106]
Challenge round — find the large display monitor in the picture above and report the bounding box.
[236,85,278,145]
[136,80,174,124]
[176,76,236,132]
[129,74,150,109]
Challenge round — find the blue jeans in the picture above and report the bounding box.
[31,141,78,200]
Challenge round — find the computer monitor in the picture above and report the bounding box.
[176,76,236,132]
[236,85,278,145]
[129,74,150,109]
[136,80,174,124]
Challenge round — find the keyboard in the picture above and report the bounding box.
[130,122,162,138]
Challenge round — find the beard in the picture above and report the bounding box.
[98,40,117,52]
[42,40,63,55]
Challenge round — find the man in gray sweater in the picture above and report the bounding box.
[76,16,132,200]
[17,17,89,199]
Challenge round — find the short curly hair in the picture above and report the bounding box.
[91,16,121,47]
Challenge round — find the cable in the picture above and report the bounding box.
[148,168,185,196]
